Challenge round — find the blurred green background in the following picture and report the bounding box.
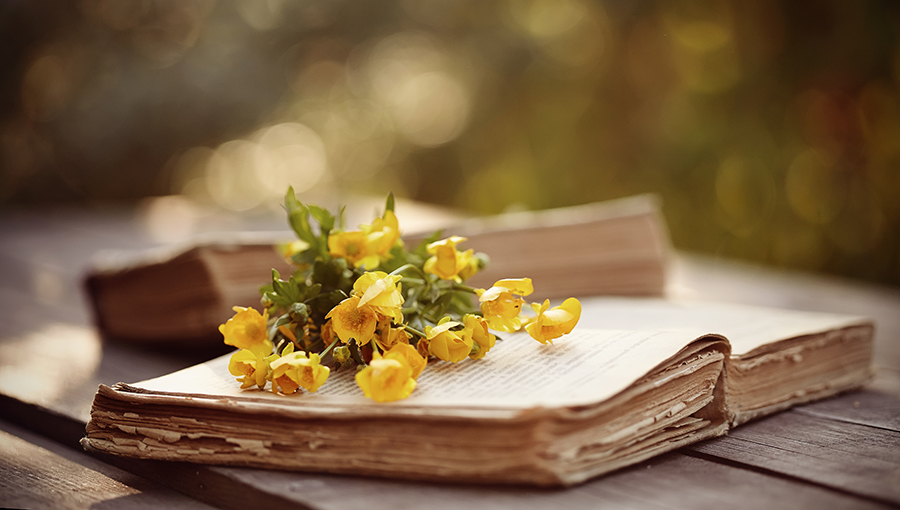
[2,0,899,285]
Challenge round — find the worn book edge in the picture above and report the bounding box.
[82,329,730,486]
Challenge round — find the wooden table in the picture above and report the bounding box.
[1,206,899,509]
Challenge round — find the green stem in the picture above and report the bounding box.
[390,263,429,280]
[452,283,478,294]
[389,263,414,275]
[402,324,427,339]
[369,338,381,355]
[319,337,340,358]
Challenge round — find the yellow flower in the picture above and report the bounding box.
[374,319,411,352]
[424,236,473,282]
[328,230,380,269]
[278,324,297,343]
[526,298,582,344]
[387,342,427,379]
[456,253,484,281]
[364,209,402,256]
[463,314,496,360]
[277,240,310,261]
[355,350,417,402]
[353,271,404,321]
[416,337,430,359]
[425,316,473,363]
[475,278,533,332]
[325,295,378,344]
[228,349,270,390]
[219,306,273,356]
[321,319,336,346]
[270,350,330,394]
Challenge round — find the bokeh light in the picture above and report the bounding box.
[1,0,900,286]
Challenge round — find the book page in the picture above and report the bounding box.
[577,297,869,357]
[133,328,710,410]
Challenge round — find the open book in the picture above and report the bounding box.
[576,298,875,425]
[81,299,873,486]
[85,195,668,345]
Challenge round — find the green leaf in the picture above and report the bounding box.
[308,204,335,233]
[449,291,478,315]
[385,192,395,213]
[274,313,293,328]
[285,188,318,248]
[413,229,443,258]
[304,283,322,300]
[291,248,318,266]
[284,186,301,212]
[312,259,340,289]
[263,269,313,309]
[268,313,293,341]
[292,210,317,247]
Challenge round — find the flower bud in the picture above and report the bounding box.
[333,345,351,363]
[288,302,309,323]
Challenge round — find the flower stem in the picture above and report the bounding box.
[403,324,427,339]
[452,283,478,294]
[390,263,429,280]
[319,337,340,358]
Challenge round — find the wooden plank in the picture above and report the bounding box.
[0,317,222,424]
[585,453,893,510]
[792,389,900,432]
[689,410,900,505]
[0,419,216,510]
[90,456,317,510]
[0,276,228,425]
[89,450,892,510]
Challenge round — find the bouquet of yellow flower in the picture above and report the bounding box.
[219,188,582,402]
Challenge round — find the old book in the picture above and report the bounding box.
[426,194,669,298]
[575,298,875,426]
[85,233,293,345]
[81,300,873,486]
[85,195,669,344]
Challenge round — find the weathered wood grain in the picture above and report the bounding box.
[0,420,215,510]
[0,297,221,425]
[89,448,895,510]
[792,389,900,432]
[584,453,893,510]
[689,409,900,505]
[0,272,228,425]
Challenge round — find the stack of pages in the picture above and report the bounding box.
[82,299,872,486]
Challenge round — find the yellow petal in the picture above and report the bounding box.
[494,278,533,296]
[427,320,463,337]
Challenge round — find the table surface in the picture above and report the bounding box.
[1,205,899,510]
